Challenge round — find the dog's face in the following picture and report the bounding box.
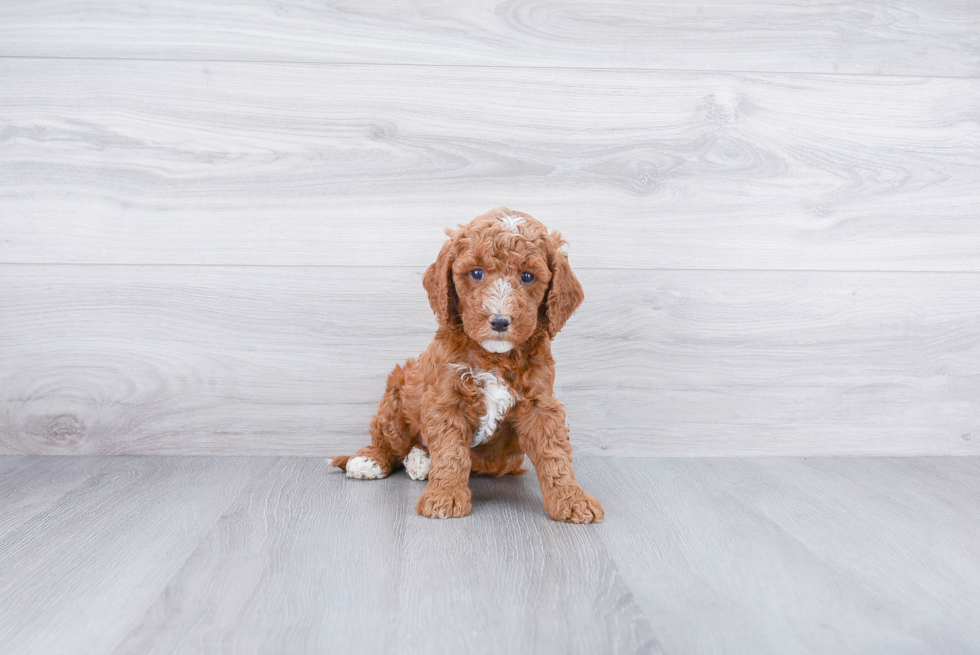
[423,209,584,352]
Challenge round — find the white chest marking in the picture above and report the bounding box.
[455,366,516,446]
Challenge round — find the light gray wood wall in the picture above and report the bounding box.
[1,1,978,456]
[2,1,978,75]
[3,60,979,270]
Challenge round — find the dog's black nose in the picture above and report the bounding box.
[489,315,511,332]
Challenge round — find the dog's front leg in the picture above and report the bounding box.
[514,397,604,523]
[415,405,473,519]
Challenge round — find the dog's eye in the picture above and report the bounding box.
[520,271,535,284]
[469,269,484,281]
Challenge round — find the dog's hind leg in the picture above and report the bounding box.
[332,363,414,480]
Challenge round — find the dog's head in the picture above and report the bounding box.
[422,208,584,353]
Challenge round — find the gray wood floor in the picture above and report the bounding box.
[1,455,978,654]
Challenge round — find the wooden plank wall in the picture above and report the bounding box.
[1,1,978,456]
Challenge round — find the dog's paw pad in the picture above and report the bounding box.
[403,447,430,481]
[346,456,386,480]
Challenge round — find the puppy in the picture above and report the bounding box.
[332,208,603,523]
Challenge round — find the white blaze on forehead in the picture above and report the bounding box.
[483,277,514,315]
[454,366,516,446]
[495,213,526,233]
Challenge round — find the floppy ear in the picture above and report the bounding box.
[422,230,460,327]
[543,231,584,338]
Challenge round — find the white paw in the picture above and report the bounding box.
[403,447,431,481]
[346,456,385,480]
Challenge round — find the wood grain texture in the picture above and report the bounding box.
[575,457,980,654]
[0,1,978,76]
[2,59,978,270]
[706,457,980,650]
[0,456,103,542]
[111,457,657,654]
[2,456,979,654]
[0,456,271,655]
[2,265,977,456]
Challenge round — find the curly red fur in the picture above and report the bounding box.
[332,208,603,522]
